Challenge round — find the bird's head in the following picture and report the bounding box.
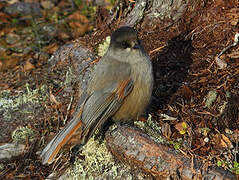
[110,26,142,53]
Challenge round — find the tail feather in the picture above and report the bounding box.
[40,108,83,164]
[40,79,134,164]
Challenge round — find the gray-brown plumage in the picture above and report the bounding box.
[40,26,153,165]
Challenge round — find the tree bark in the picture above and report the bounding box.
[105,124,237,179]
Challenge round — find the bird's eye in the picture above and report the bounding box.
[122,41,131,49]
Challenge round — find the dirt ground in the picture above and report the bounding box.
[0,0,238,179]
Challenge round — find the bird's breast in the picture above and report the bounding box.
[112,60,153,122]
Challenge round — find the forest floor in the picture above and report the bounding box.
[0,0,238,179]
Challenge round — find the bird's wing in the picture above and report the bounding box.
[87,56,132,94]
[40,78,133,165]
[80,79,134,144]
[81,57,133,143]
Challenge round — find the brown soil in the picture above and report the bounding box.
[0,0,238,179]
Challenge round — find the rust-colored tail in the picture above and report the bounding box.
[40,108,83,164]
[40,79,134,165]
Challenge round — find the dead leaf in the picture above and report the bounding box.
[0,12,11,23]
[68,11,89,24]
[161,122,172,138]
[138,116,147,122]
[49,91,60,106]
[41,1,54,9]
[8,0,19,4]
[44,43,59,54]
[67,11,92,37]
[57,31,70,41]
[212,133,233,149]
[226,8,239,26]
[69,21,84,29]
[230,19,239,26]
[180,85,193,100]
[198,77,207,83]
[23,60,35,71]
[0,58,20,71]
[72,24,92,37]
[228,129,239,143]
[221,134,233,148]
[0,82,9,90]
[228,50,239,58]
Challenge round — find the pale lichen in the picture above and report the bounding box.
[0,163,4,171]
[11,126,36,143]
[97,36,111,57]
[0,84,48,121]
[0,84,47,110]
[204,90,218,108]
[64,67,77,87]
[134,114,165,144]
[66,135,133,179]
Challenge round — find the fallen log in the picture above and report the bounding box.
[105,124,236,180]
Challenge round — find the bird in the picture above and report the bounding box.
[40,26,154,165]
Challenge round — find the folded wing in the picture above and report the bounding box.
[40,79,134,164]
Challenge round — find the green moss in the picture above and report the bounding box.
[169,141,181,150]
[232,161,239,174]
[11,18,18,26]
